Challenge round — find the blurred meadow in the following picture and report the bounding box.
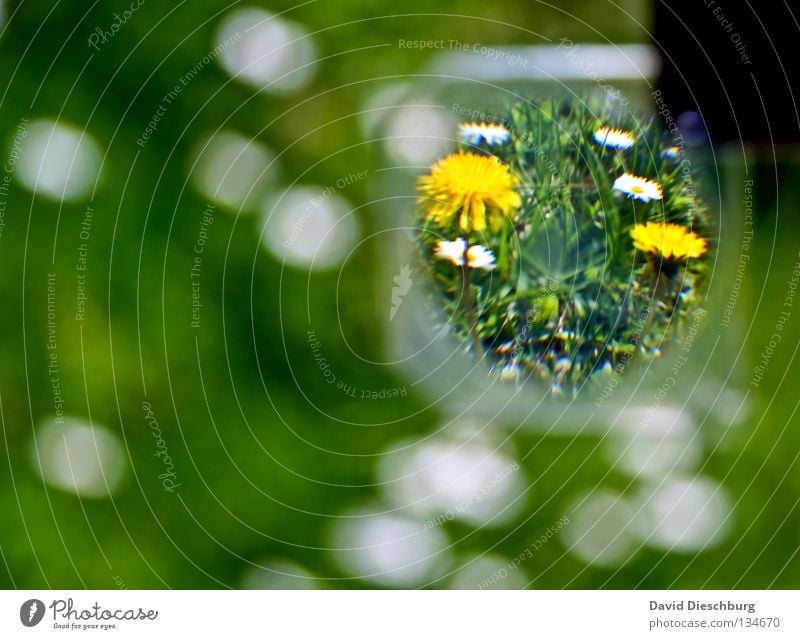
[0,0,798,590]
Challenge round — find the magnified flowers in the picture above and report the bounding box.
[613,172,664,202]
[459,122,511,146]
[593,126,635,149]
[631,222,707,260]
[414,95,712,394]
[434,238,497,270]
[418,152,521,232]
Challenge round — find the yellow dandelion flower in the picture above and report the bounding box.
[418,152,521,232]
[613,172,663,202]
[593,127,635,149]
[631,222,707,260]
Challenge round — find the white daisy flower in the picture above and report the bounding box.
[434,238,496,270]
[459,122,510,146]
[465,244,497,270]
[434,237,467,264]
[593,126,635,149]
[613,172,663,202]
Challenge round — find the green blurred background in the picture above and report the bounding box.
[0,0,798,589]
